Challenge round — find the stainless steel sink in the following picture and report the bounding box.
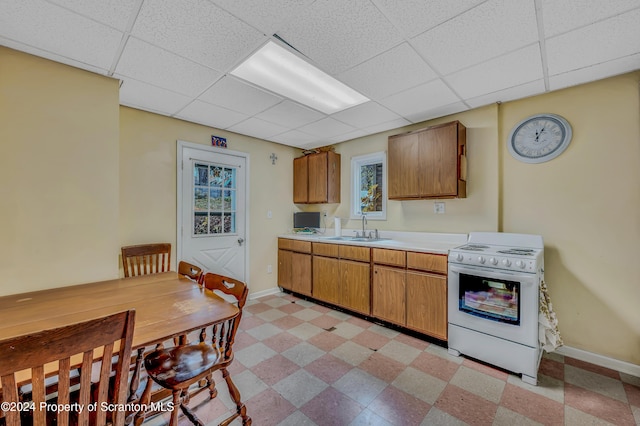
[322,236,390,242]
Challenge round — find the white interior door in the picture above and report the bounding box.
[177,141,248,282]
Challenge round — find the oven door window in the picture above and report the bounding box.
[458,273,520,325]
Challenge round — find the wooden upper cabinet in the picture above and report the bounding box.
[293,151,340,204]
[388,121,466,200]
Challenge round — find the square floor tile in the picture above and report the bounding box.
[300,387,364,425]
[392,366,447,405]
[272,369,328,408]
[333,368,388,405]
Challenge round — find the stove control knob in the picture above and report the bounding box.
[477,256,486,264]
[502,259,512,267]
[455,253,464,262]
[516,260,526,269]
[489,257,498,265]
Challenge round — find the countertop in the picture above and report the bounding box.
[279,230,468,255]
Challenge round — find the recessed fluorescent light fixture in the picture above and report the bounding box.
[230,41,368,114]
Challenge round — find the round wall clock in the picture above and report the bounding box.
[507,113,572,163]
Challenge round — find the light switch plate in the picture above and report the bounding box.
[434,202,445,214]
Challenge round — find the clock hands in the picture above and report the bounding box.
[534,126,546,143]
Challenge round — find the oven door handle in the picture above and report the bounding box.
[449,264,538,283]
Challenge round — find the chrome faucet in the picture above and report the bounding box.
[361,214,367,237]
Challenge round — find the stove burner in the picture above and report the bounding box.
[497,248,535,255]
[458,244,490,251]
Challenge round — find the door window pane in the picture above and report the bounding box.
[193,162,237,236]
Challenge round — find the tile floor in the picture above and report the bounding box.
[145,292,640,426]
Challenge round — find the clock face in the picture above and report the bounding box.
[508,114,572,163]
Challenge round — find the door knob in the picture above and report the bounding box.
[237,237,244,246]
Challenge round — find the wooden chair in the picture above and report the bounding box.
[0,310,135,426]
[121,243,171,277]
[144,273,251,426]
[178,260,204,284]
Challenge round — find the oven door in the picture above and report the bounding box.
[448,264,539,347]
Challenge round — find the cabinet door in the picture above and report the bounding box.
[307,153,328,203]
[278,249,292,290]
[388,132,421,199]
[292,252,312,296]
[406,271,447,340]
[313,255,340,305]
[293,156,308,203]
[372,265,406,325]
[420,123,457,197]
[341,260,370,315]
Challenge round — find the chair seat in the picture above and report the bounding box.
[144,343,222,389]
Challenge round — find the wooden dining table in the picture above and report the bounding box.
[0,271,240,424]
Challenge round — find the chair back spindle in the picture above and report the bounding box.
[121,243,171,277]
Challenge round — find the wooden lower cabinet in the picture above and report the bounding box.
[312,255,340,305]
[372,265,406,325]
[278,249,292,290]
[278,239,312,296]
[406,271,447,340]
[341,260,370,315]
[291,252,312,296]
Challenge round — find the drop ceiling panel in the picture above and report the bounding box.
[372,0,487,38]
[131,0,265,70]
[0,0,123,71]
[446,44,543,99]
[115,38,221,97]
[210,0,316,36]
[364,118,412,135]
[47,0,137,31]
[337,43,438,101]
[176,100,248,129]
[198,76,283,116]
[541,0,640,37]
[546,8,640,76]
[227,117,289,140]
[276,0,403,75]
[254,101,325,128]
[465,80,545,109]
[380,79,461,120]
[549,53,640,91]
[331,102,402,129]
[120,79,193,116]
[411,0,539,75]
[269,130,319,147]
[298,118,356,140]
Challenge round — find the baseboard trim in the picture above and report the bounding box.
[556,345,640,378]
[248,287,281,300]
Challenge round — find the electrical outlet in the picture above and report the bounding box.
[267,264,272,274]
[434,202,445,214]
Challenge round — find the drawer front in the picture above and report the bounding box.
[340,245,370,262]
[372,248,406,267]
[312,242,339,257]
[278,238,311,253]
[406,251,447,274]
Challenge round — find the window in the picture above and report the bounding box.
[351,152,386,220]
[193,162,237,235]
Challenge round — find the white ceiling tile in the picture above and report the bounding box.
[406,102,469,124]
[411,0,539,75]
[331,102,401,129]
[541,0,640,37]
[380,80,461,118]
[0,0,122,70]
[115,37,221,97]
[198,76,282,116]
[176,100,248,129]
[337,43,438,101]
[131,0,266,71]
[268,130,319,147]
[364,118,412,135]
[465,80,546,108]
[549,53,640,91]
[254,101,325,128]
[546,8,640,76]
[227,117,289,139]
[276,0,403,74]
[327,129,369,144]
[298,118,356,139]
[47,0,136,31]
[119,79,193,116]
[372,0,486,38]
[210,0,315,35]
[446,45,543,99]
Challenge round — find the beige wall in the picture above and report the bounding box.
[500,73,640,364]
[119,107,295,294]
[2,47,638,365]
[0,47,120,295]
